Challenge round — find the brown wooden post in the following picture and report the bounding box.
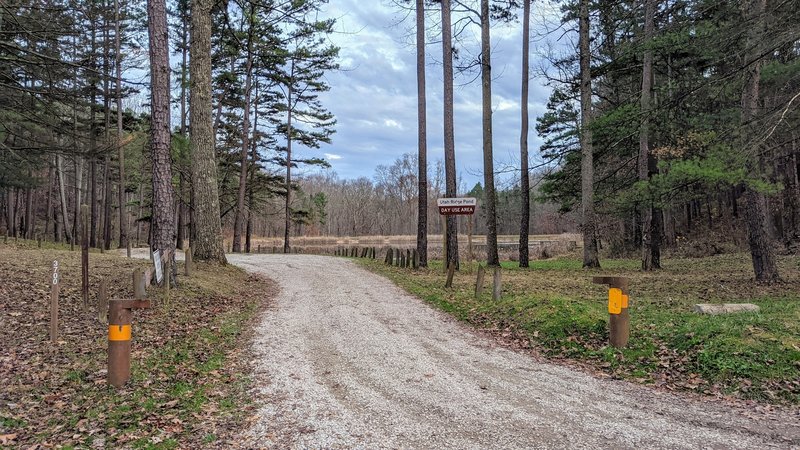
[81,205,89,311]
[445,262,455,288]
[100,240,105,254]
[126,239,132,258]
[492,267,502,301]
[400,250,406,267]
[50,260,60,343]
[386,248,393,265]
[98,278,109,324]
[37,235,42,248]
[133,269,146,299]
[592,276,631,348]
[406,249,411,268]
[412,249,419,269]
[107,299,150,388]
[475,265,485,299]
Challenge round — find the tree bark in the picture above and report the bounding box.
[741,0,778,282]
[189,0,227,263]
[284,76,294,254]
[579,0,600,268]
[416,0,428,268]
[56,155,71,241]
[116,0,128,249]
[639,0,660,270]
[441,0,459,269]
[148,0,176,270]
[481,0,499,267]
[519,0,531,268]
[233,7,255,253]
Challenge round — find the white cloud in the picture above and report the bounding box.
[384,119,404,130]
[325,153,343,160]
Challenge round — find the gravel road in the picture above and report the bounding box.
[229,254,799,449]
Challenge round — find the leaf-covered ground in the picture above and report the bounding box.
[359,252,800,406]
[0,239,276,448]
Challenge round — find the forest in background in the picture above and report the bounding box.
[1,0,798,280]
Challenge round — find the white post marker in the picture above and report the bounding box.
[437,197,477,215]
[153,250,163,284]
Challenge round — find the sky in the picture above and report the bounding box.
[298,0,568,189]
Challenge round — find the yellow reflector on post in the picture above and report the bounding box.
[108,324,131,341]
[608,288,623,315]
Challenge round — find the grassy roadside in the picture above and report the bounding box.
[358,253,800,405]
[0,240,275,448]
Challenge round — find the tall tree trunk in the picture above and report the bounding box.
[579,0,600,268]
[116,0,128,249]
[233,9,254,253]
[416,0,428,268]
[519,0,531,268]
[24,184,33,239]
[176,2,188,250]
[246,79,260,254]
[72,158,84,246]
[44,162,54,240]
[441,0,459,269]
[639,0,659,270]
[148,0,176,271]
[90,19,99,248]
[741,0,778,282]
[103,155,112,248]
[189,0,226,263]
[56,155,71,241]
[481,0,499,266]
[284,82,293,254]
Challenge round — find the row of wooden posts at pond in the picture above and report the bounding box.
[329,246,504,302]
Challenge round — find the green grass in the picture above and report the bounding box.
[359,253,800,404]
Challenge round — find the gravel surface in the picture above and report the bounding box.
[228,254,799,449]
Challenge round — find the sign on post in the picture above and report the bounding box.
[153,250,163,284]
[437,197,477,215]
[50,260,60,343]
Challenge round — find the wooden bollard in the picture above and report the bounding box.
[492,267,502,301]
[406,249,411,268]
[98,278,109,324]
[100,240,105,254]
[81,205,89,311]
[3,233,7,244]
[108,299,150,388]
[395,249,402,267]
[593,276,631,348]
[37,235,42,248]
[412,249,418,269]
[445,262,455,288]
[475,265,485,298]
[385,248,393,265]
[133,269,146,299]
[50,260,60,343]
[400,251,406,268]
[184,246,193,276]
[126,240,132,258]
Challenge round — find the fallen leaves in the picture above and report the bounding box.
[0,243,276,447]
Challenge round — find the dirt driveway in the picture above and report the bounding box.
[229,254,799,449]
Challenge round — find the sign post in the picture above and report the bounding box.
[437,197,477,280]
[50,260,60,343]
